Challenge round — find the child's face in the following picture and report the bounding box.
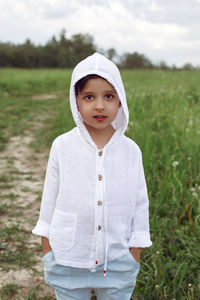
[76,77,121,133]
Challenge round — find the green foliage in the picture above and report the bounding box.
[0,31,96,68]
[121,52,153,69]
[0,68,199,299]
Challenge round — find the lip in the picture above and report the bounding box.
[93,115,107,122]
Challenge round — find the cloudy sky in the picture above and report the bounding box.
[0,0,200,67]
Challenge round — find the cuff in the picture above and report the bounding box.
[32,220,50,238]
[128,231,152,248]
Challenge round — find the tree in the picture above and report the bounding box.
[107,48,117,61]
[120,52,153,69]
[158,60,169,70]
[182,63,195,71]
[70,33,96,66]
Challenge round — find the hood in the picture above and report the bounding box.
[69,52,129,148]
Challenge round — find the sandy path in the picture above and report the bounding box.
[0,132,55,299]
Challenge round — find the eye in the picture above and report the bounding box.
[105,94,114,100]
[84,95,94,101]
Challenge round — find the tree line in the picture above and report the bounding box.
[0,30,197,70]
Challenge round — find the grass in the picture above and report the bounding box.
[0,224,37,270]
[0,283,56,300]
[0,68,71,152]
[123,70,200,299]
[0,283,21,299]
[0,203,10,215]
[0,68,199,299]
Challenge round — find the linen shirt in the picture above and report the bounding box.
[32,53,152,271]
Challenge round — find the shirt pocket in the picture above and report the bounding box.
[49,209,77,251]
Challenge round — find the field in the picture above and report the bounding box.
[0,68,199,300]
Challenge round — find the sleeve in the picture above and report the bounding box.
[32,140,59,238]
[128,149,152,248]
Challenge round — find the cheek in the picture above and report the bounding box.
[78,105,89,119]
[112,105,120,117]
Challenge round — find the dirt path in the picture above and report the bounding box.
[0,132,55,299]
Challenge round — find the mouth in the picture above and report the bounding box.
[93,115,107,121]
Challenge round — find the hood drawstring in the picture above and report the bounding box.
[102,153,108,276]
[103,237,108,276]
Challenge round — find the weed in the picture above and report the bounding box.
[0,225,37,270]
[0,203,10,215]
[0,283,21,299]
[22,284,56,300]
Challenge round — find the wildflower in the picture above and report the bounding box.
[198,186,200,190]
[187,157,191,160]
[197,130,200,135]
[156,251,160,254]
[186,128,189,132]
[129,121,134,126]
[190,187,195,192]
[192,192,198,198]
[155,285,159,289]
[188,283,193,290]
[189,120,193,126]
[172,161,179,167]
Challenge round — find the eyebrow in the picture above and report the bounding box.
[104,90,117,94]
[80,89,117,95]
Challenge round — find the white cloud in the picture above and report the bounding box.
[67,1,188,54]
[0,0,199,66]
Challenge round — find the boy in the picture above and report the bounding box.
[32,53,152,300]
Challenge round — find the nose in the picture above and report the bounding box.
[95,97,105,111]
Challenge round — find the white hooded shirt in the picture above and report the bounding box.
[32,53,152,273]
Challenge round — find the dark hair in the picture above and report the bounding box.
[75,74,102,96]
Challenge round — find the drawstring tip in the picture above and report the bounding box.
[104,270,106,277]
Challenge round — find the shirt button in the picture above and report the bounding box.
[98,175,103,181]
[98,200,102,206]
[98,225,102,230]
[98,151,103,157]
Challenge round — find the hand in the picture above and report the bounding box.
[129,247,142,263]
[41,236,52,256]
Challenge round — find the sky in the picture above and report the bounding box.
[0,0,200,67]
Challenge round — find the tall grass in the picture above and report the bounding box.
[0,68,199,299]
[123,70,200,299]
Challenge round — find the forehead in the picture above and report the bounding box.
[81,77,116,93]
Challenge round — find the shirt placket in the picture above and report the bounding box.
[94,149,105,268]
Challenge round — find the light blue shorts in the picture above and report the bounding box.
[42,251,140,300]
